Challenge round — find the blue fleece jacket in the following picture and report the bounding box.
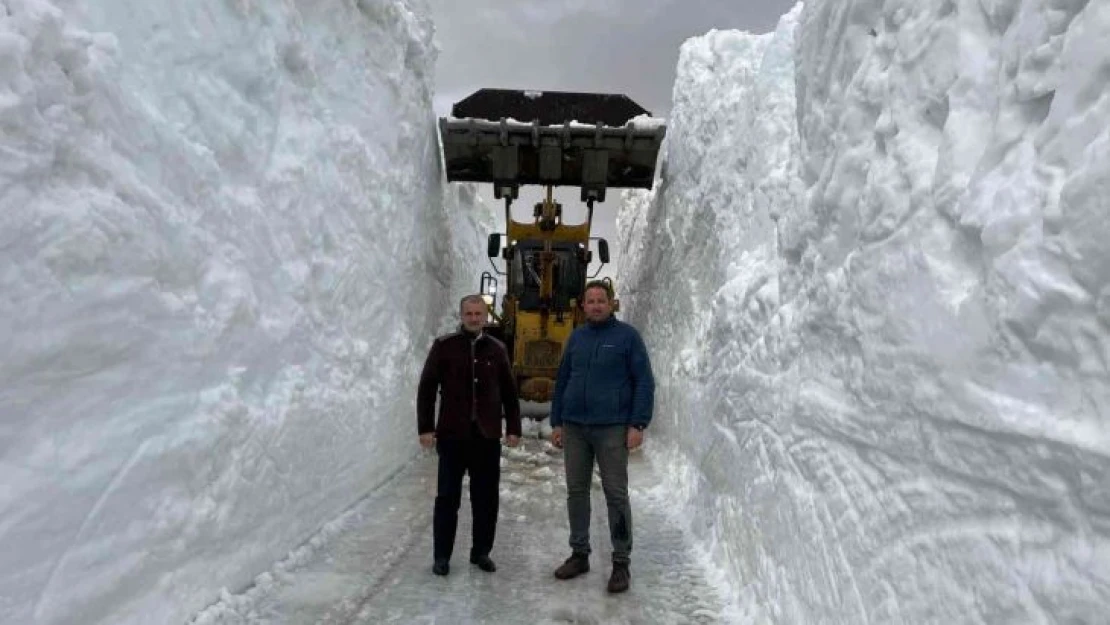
[550,315,655,428]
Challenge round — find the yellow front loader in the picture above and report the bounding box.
[438,88,665,404]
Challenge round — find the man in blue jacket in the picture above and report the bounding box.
[549,280,655,593]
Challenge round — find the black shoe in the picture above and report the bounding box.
[433,558,450,576]
[607,562,630,593]
[553,553,590,580]
[470,554,496,572]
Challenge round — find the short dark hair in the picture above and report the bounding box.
[583,280,614,302]
[459,294,486,314]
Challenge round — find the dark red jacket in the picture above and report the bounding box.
[417,329,522,440]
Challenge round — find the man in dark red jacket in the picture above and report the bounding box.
[417,294,522,576]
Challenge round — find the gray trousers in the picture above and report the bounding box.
[563,422,632,564]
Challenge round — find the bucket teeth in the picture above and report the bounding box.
[438,88,666,200]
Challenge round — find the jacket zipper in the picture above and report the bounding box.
[470,335,479,422]
[587,327,601,418]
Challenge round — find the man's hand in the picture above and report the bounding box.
[626,427,644,451]
[506,434,521,448]
[550,426,563,449]
[419,432,435,449]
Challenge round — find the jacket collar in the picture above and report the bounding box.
[586,315,617,330]
[458,325,485,341]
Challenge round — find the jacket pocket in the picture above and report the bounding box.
[596,342,628,360]
[618,385,633,420]
[565,377,587,415]
[601,389,621,419]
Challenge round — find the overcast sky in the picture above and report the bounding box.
[427,0,798,282]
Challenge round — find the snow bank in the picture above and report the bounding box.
[0,0,488,623]
[619,0,1110,622]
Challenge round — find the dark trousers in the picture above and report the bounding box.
[563,422,632,564]
[433,428,501,561]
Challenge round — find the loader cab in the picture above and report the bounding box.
[507,240,587,312]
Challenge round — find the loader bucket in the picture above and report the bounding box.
[439,88,666,201]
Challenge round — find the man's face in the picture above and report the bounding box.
[583,287,612,323]
[460,301,487,333]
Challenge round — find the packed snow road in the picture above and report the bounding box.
[191,420,730,625]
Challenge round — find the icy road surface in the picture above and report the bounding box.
[192,420,730,624]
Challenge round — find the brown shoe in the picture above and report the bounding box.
[553,553,590,579]
[607,562,630,593]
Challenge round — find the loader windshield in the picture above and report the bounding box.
[510,241,585,312]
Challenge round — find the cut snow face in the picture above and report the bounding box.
[0,0,489,623]
[618,0,1110,623]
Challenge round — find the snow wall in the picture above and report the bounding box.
[0,0,490,623]
[618,1,1110,622]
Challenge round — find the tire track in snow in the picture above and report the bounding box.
[350,423,729,625]
[193,422,730,624]
[189,460,434,624]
